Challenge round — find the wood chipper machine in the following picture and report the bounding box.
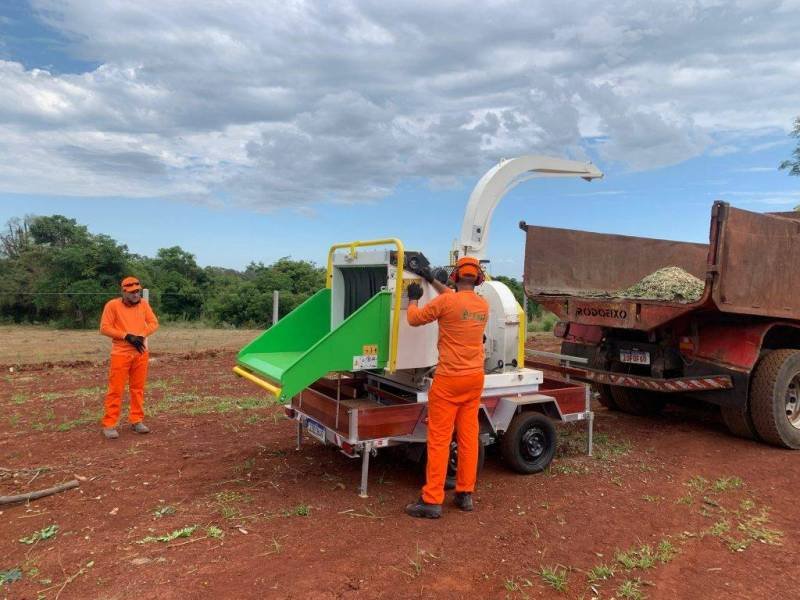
[234,156,603,496]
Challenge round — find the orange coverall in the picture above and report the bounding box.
[99,298,159,428]
[408,287,489,504]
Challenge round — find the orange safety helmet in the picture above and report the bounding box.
[450,256,485,286]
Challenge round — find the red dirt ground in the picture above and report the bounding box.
[1,335,796,599]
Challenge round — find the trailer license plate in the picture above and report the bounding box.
[306,418,326,443]
[620,350,650,365]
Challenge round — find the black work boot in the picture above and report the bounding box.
[453,492,474,512]
[405,498,442,519]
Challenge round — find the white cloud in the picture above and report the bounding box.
[0,0,796,208]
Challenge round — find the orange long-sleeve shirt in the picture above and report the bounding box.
[407,288,489,376]
[100,298,159,356]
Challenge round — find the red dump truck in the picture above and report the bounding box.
[521,201,800,449]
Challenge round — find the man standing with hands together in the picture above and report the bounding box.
[99,276,159,439]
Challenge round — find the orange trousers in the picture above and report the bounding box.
[102,352,149,428]
[422,371,484,505]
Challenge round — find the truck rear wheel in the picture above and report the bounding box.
[501,412,557,474]
[593,384,618,410]
[609,386,665,416]
[720,403,759,441]
[749,349,800,449]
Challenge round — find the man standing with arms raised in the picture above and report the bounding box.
[99,277,159,439]
[404,257,489,518]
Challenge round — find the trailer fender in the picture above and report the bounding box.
[492,394,559,434]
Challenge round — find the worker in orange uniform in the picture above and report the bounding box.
[404,256,489,518]
[99,277,159,439]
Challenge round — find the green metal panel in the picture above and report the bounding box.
[281,291,390,400]
[236,288,391,401]
[238,288,331,357]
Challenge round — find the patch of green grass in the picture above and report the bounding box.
[739,498,756,511]
[547,463,588,476]
[72,386,105,398]
[244,414,265,425]
[214,490,252,519]
[656,539,677,563]
[686,475,709,494]
[8,414,21,427]
[0,568,23,586]
[536,565,568,592]
[709,519,730,537]
[504,576,534,592]
[138,525,197,544]
[593,433,633,461]
[676,494,693,505]
[736,508,783,546]
[289,504,310,517]
[153,505,176,518]
[31,421,46,431]
[641,495,663,503]
[40,392,64,402]
[206,525,224,539]
[615,544,656,570]
[587,564,614,583]
[19,525,59,545]
[618,578,645,600]
[42,408,56,421]
[56,409,101,432]
[713,476,743,492]
[11,393,27,405]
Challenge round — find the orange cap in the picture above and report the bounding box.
[121,276,142,292]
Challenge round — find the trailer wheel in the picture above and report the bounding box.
[609,386,665,416]
[444,439,486,490]
[749,349,800,449]
[593,384,618,410]
[500,412,557,474]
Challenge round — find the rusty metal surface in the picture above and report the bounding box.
[714,204,800,318]
[521,224,709,298]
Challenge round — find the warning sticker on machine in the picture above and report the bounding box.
[362,344,378,356]
[353,354,378,370]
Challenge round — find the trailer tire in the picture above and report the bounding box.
[593,384,618,410]
[609,386,665,416]
[749,349,800,449]
[444,439,485,490]
[501,412,557,474]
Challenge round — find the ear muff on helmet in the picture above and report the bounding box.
[449,257,485,286]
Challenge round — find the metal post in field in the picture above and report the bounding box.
[272,290,279,325]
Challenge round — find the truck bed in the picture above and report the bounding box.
[521,202,800,328]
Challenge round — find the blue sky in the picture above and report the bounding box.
[0,1,798,277]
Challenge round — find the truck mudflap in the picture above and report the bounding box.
[583,369,733,392]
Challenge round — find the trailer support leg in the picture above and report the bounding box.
[358,445,371,499]
[585,385,594,457]
[296,420,303,451]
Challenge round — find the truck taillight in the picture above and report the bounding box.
[679,336,696,355]
[553,321,569,338]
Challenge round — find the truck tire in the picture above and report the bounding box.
[720,403,759,441]
[749,349,800,449]
[609,386,665,416]
[593,384,618,410]
[500,412,557,474]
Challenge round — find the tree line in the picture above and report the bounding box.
[0,214,540,329]
[0,215,326,328]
